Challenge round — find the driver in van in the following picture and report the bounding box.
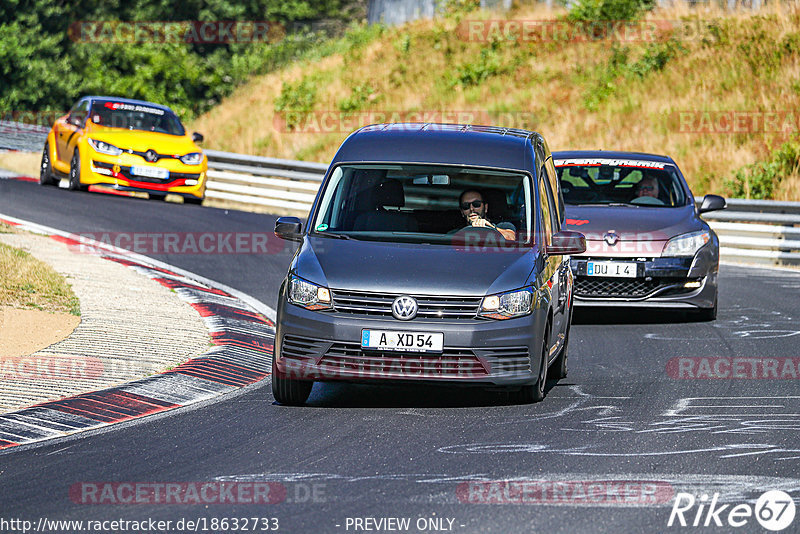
[458,189,516,241]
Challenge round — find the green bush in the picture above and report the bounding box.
[274,76,318,113]
[338,83,377,112]
[0,0,366,120]
[725,141,800,199]
[568,0,655,22]
[455,42,504,87]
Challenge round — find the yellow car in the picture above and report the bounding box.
[40,96,207,204]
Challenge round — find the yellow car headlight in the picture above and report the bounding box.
[88,138,123,156]
[179,152,203,165]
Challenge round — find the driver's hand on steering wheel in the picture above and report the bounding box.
[468,213,495,229]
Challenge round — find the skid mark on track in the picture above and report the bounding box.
[645,306,800,340]
[212,471,800,506]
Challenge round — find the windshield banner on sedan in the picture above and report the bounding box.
[555,158,668,169]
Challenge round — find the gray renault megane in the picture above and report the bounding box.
[553,150,725,320]
[271,124,586,405]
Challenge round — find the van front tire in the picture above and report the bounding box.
[271,359,313,406]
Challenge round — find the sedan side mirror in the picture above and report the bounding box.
[698,194,726,214]
[192,132,204,143]
[547,230,586,255]
[275,217,303,242]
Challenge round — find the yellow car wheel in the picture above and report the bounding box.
[68,151,82,191]
[39,144,55,186]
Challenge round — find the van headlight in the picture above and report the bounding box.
[662,230,710,257]
[88,138,123,156]
[288,275,332,311]
[479,288,534,320]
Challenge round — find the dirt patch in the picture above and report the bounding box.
[0,306,80,358]
[0,151,40,179]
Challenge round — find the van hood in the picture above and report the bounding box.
[292,237,540,296]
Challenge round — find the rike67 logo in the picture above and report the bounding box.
[668,490,796,531]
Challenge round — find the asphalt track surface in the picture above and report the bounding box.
[1,179,800,533]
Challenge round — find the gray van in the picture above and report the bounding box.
[272,124,585,405]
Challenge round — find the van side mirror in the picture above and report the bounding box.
[697,194,726,214]
[547,230,586,255]
[275,217,303,242]
[192,132,204,143]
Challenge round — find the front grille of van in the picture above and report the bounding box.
[330,289,482,320]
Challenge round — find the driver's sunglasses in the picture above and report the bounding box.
[460,200,484,210]
[639,185,656,191]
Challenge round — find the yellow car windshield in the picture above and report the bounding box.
[90,101,185,136]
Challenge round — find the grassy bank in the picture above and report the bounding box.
[191,2,800,200]
[0,224,80,315]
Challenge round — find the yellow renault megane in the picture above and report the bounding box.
[40,96,207,204]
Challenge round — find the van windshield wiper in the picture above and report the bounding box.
[313,231,351,240]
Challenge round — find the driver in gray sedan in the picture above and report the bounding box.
[635,175,660,200]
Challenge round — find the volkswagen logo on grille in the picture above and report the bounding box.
[144,149,158,162]
[603,230,619,246]
[391,296,418,320]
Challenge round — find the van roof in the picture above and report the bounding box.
[331,123,542,171]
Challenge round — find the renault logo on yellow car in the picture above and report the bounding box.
[112,164,120,174]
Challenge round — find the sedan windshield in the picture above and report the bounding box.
[90,100,186,136]
[555,160,688,207]
[312,164,533,247]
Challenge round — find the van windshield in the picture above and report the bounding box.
[312,164,533,247]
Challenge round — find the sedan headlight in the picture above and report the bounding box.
[87,138,123,156]
[662,230,710,257]
[479,288,534,320]
[179,152,203,165]
[287,275,332,311]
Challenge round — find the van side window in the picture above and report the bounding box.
[541,167,560,234]
[545,157,564,229]
[538,170,553,245]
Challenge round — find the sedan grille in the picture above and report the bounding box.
[331,289,482,320]
[575,277,696,299]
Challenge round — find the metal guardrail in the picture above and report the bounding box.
[701,198,800,266]
[205,149,800,267]
[204,149,325,213]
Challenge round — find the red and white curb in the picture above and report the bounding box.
[0,214,276,451]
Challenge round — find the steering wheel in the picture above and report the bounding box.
[630,196,665,206]
[454,224,504,236]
